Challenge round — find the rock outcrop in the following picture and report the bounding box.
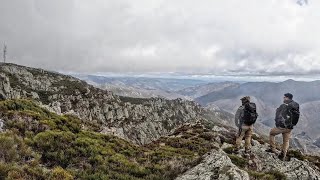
[0,63,207,144]
[249,142,320,180]
[176,125,320,180]
[176,149,250,180]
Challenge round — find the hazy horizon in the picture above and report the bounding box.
[72,71,320,83]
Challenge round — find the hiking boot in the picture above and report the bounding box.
[244,149,251,154]
[265,148,276,154]
[278,151,286,161]
[243,153,250,158]
[233,148,240,154]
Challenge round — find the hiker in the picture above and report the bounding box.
[234,96,258,154]
[266,93,300,161]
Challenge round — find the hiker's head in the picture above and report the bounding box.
[284,93,293,101]
[241,96,250,104]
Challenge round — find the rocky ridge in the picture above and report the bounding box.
[0,63,215,145]
[176,125,320,180]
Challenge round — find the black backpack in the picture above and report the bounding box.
[282,103,300,127]
[290,107,300,126]
[242,102,258,125]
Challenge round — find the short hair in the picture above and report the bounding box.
[284,93,293,100]
[240,96,250,101]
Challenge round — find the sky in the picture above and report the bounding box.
[1,0,320,80]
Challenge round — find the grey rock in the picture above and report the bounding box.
[0,119,4,132]
[249,142,320,180]
[176,149,250,180]
[212,125,228,132]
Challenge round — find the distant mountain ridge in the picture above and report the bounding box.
[0,63,225,145]
[196,79,320,106]
[75,73,320,155]
[177,82,239,99]
[76,75,207,91]
[193,79,320,154]
[75,74,207,100]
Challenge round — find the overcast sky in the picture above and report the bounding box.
[1,0,319,77]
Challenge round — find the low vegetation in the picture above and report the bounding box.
[0,99,217,179]
[288,149,320,169]
[223,142,287,180]
[247,170,286,180]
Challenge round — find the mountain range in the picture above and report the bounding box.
[79,74,320,155]
[1,63,320,179]
[193,80,320,153]
[75,75,208,100]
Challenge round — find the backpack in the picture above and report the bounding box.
[282,103,300,127]
[290,107,300,126]
[242,102,258,125]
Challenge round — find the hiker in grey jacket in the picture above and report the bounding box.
[234,96,258,153]
[235,104,244,129]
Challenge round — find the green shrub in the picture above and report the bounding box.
[199,132,215,141]
[305,155,320,169]
[267,170,287,180]
[247,169,286,180]
[223,146,235,154]
[49,167,73,180]
[52,80,87,95]
[0,132,35,163]
[248,170,275,180]
[227,154,248,168]
[36,90,54,104]
[287,149,305,161]
[251,134,266,145]
[0,99,237,180]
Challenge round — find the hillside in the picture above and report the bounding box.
[0,63,212,145]
[0,99,217,179]
[0,99,319,179]
[0,63,234,146]
[1,63,320,179]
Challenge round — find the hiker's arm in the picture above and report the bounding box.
[235,108,242,127]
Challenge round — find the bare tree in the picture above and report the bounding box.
[3,44,7,63]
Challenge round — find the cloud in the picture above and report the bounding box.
[0,0,320,76]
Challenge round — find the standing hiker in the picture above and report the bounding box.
[234,96,258,154]
[266,93,300,161]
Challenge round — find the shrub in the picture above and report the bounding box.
[199,132,215,141]
[223,146,235,154]
[267,170,287,180]
[287,149,305,161]
[49,167,73,180]
[227,154,248,168]
[248,170,275,180]
[0,99,241,180]
[52,80,88,95]
[0,132,34,163]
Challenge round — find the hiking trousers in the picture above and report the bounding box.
[269,127,292,156]
[235,125,253,151]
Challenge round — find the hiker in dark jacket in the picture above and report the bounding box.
[234,96,258,154]
[266,93,300,161]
